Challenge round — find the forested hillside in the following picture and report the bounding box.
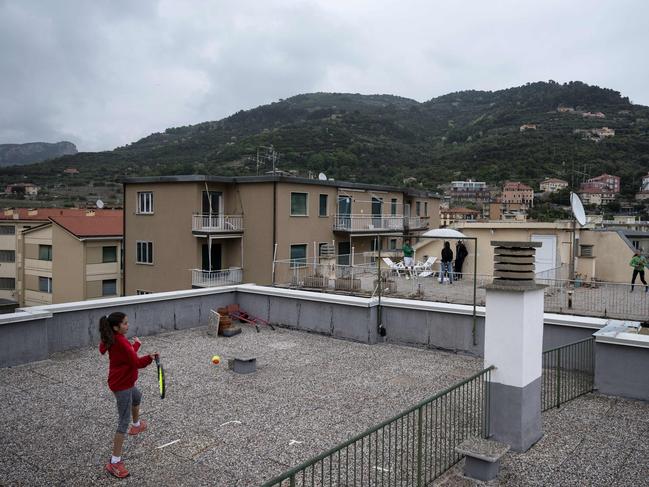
[3,81,649,198]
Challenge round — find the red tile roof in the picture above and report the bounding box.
[49,213,123,238]
[0,208,121,221]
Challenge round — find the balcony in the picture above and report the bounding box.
[192,214,244,235]
[333,214,429,233]
[191,267,243,288]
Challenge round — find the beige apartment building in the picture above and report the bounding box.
[22,213,123,306]
[0,208,122,306]
[122,175,440,294]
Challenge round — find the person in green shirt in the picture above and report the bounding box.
[629,250,648,292]
[402,239,414,276]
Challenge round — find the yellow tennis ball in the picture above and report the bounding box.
[211,355,221,365]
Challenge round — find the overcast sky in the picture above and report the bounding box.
[1,0,648,152]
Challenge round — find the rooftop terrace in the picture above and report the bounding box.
[2,324,647,486]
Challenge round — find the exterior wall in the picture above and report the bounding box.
[51,225,85,303]
[237,182,275,284]
[125,182,201,294]
[595,342,649,401]
[23,226,53,306]
[84,240,122,300]
[578,230,634,282]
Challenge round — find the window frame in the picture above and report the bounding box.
[290,192,309,217]
[102,279,118,296]
[136,191,154,214]
[0,226,15,235]
[318,194,328,217]
[136,241,154,265]
[102,246,118,263]
[0,277,15,289]
[416,201,421,217]
[38,276,53,293]
[38,245,52,261]
[289,243,308,268]
[391,198,398,216]
[0,250,15,262]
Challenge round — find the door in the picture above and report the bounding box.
[372,197,382,229]
[338,241,350,266]
[338,196,352,230]
[531,234,557,278]
[202,243,222,271]
[202,191,221,214]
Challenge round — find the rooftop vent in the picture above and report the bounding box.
[491,241,541,288]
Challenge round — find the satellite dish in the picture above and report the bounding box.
[318,172,327,181]
[96,199,104,209]
[570,192,586,226]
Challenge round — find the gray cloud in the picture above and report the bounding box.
[1,0,648,151]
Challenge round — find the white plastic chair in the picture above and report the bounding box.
[414,256,437,277]
[382,257,405,277]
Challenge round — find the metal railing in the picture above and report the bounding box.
[333,214,407,232]
[541,337,595,412]
[191,213,244,232]
[535,264,570,281]
[541,279,649,320]
[191,268,243,287]
[262,366,493,487]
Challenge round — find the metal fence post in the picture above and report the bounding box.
[556,348,561,409]
[417,405,423,486]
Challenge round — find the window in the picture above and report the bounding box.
[39,245,52,261]
[424,202,428,216]
[290,244,307,268]
[0,250,15,262]
[0,277,15,289]
[290,192,308,216]
[0,226,15,235]
[136,289,153,295]
[319,194,328,217]
[579,245,594,257]
[136,241,153,264]
[136,191,154,214]
[38,276,52,293]
[102,279,117,296]
[371,238,379,252]
[416,201,421,216]
[389,239,397,250]
[391,199,398,216]
[102,246,117,263]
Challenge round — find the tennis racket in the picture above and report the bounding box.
[155,355,166,399]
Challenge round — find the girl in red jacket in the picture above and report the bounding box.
[99,312,158,478]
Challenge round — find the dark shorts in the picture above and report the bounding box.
[114,386,142,433]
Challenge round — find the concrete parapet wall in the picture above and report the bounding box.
[1,284,606,368]
[595,340,649,401]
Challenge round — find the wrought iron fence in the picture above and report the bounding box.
[541,337,595,412]
[262,366,493,487]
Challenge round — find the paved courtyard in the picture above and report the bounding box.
[1,325,648,486]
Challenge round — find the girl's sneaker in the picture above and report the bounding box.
[128,419,147,436]
[105,460,129,478]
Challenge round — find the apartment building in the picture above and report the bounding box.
[580,173,620,193]
[122,175,440,294]
[449,180,491,205]
[539,178,568,193]
[440,207,480,227]
[0,208,122,305]
[501,181,534,207]
[22,213,123,306]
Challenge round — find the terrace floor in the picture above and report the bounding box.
[1,325,648,486]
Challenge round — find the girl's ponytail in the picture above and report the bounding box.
[99,312,126,349]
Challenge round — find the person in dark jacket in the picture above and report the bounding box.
[440,241,454,284]
[454,240,469,280]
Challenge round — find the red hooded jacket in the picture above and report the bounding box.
[99,333,153,391]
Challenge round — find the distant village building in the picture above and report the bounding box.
[557,106,575,113]
[501,181,534,207]
[449,180,491,205]
[635,173,649,201]
[63,168,79,175]
[579,173,620,206]
[582,111,606,118]
[487,199,528,221]
[519,124,537,132]
[574,127,615,142]
[540,178,568,193]
[440,207,480,227]
[5,183,39,196]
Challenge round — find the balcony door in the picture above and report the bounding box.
[202,243,222,271]
[337,196,351,229]
[372,197,382,228]
[202,191,222,215]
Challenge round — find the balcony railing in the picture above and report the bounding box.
[333,214,411,232]
[192,214,244,233]
[191,268,243,288]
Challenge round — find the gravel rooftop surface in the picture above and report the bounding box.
[1,325,648,487]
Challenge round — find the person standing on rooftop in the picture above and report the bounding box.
[629,250,649,292]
